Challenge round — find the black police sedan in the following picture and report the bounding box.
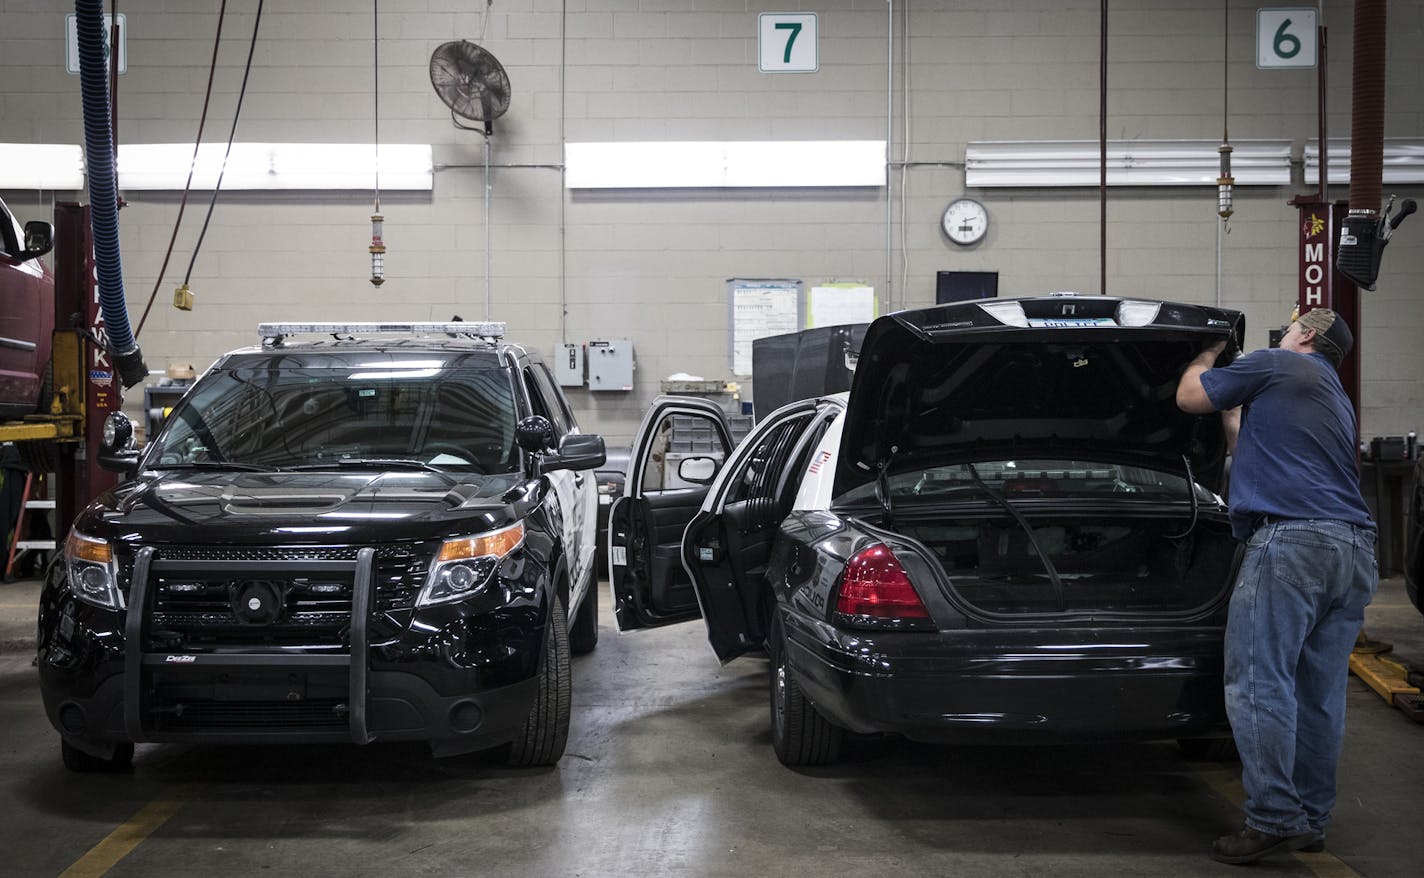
[37,322,604,770]
[610,296,1245,764]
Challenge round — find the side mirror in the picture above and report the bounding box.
[677,455,719,485]
[97,412,141,476]
[515,415,556,453]
[544,433,606,473]
[20,220,54,261]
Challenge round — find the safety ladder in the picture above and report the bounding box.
[5,472,56,578]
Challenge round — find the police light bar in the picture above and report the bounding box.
[259,322,506,343]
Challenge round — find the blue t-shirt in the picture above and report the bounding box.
[1200,348,1374,540]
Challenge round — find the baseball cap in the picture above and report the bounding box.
[1296,307,1353,363]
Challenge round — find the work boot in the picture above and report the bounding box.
[1210,828,1317,864]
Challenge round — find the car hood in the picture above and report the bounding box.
[80,469,527,546]
[836,296,1243,496]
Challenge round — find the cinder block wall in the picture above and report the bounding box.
[2,0,1420,445]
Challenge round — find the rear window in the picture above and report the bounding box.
[147,363,518,472]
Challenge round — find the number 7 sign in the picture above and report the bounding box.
[759,13,818,73]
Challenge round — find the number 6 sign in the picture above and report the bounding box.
[1257,8,1317,69]
[759,13,818,73]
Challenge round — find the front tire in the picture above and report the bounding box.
[61,738,134,773]
[769,617,843,766]
[505,597,571,766]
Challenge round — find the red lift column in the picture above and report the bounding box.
[52,202,120,533]
[1291,196,1361,430]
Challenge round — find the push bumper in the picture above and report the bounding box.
[40,546,544,758]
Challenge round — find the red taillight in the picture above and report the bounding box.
[834,543,930,619]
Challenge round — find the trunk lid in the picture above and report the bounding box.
[835,296,1243,498]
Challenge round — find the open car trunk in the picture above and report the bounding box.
[879,509,1238,618]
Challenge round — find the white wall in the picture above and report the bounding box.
[2,0,1421,444]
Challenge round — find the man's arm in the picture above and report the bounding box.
[1176,341,1227,414]
[1220,405,1241,454]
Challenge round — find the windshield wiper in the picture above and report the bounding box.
[965,463,1066,612]
[150,461,280,472]
[287,458,446,473]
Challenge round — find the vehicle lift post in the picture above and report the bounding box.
[52,202,120,535]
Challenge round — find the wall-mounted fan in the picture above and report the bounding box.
[429,40,510,136]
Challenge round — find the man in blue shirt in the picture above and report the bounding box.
[1177,308,1377,865]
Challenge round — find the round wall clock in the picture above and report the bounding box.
[942,198,988,246]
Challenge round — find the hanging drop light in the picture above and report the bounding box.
[1217,143,1235,219]
[369,211,385,286]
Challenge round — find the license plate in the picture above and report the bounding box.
[1027,317,1115,327]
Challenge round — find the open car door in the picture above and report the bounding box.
[609,396,733,631]
[681,396,844,662]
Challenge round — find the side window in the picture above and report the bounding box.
[642,413,727,492]
[532,364,576,433]
[523,366,569,436]
[0,203,20,258]
[774,410,837,510]
[725,413,814,506]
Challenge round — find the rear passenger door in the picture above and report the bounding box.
[682,397,841,661]
[609,396,733,631]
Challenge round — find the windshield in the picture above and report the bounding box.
[837,458,1214,505]
[147,364,519,473]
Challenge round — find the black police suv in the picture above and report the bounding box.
[37,322,605,770]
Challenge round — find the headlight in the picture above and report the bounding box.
[418,522,525,607]
[64,531,123,610]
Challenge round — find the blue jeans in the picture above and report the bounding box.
[1225,519,1378,837]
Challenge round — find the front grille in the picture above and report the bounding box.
[154,698,348,731]
[118,542,433,647]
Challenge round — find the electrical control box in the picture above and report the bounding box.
[554,343,584,387]
[587,339,633,391]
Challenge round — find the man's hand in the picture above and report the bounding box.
[1176,339,1228,414]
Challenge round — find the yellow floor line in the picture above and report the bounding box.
[1196,766,1361,877]
[59,793,186,878]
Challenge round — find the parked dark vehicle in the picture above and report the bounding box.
[37,322,605,770]
[0,195,55,421]
[610,295,1245,765]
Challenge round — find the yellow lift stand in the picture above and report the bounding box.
[0,326,86,445]
[1349,645,1424,723]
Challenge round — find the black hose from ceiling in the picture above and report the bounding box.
[1348,0,1387,215]
[75,0,147,389]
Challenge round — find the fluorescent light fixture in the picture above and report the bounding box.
[0,144,85,190]
[1304,139,1424,185]
[117,143,433,190]
[564,141,886,188]
[965,140,1291,187]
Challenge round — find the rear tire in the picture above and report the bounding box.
[505,597,571,766]
[569,570,599,655]
[769,617,843,766]
[61,738,134,772]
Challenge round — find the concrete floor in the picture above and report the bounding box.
[1,575,1420,878]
